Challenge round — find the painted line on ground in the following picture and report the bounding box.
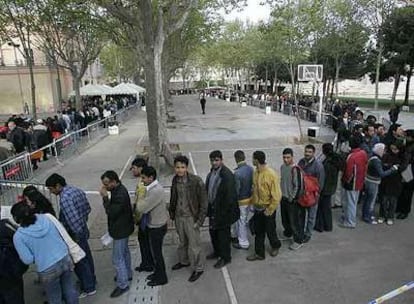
[368,281,414,304]
[188,152,198,175]
[137,134,145,146]
[120,155,135,180]
[221,266,238,304]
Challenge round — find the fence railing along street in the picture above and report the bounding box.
[0,103,139,183]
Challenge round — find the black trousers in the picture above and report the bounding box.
[200,102,206,114]
[138,225,154,268]
[148,224,167,282]
[280,198,305,243]
[253,210,281,257]
[0,278,25,304]
[209,226,231,262]
[396,180,414,215]
[315,194,333,232]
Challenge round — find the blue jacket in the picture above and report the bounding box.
[234,162,254,201]
[13,214,68,272]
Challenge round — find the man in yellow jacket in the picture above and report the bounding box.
[247,151,282,261]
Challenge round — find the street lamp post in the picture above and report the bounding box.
[8,42,25,114]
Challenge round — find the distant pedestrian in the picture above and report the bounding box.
[46,173,96,299]
[231,150,253,250]
[169,156,207,282]
[136,166,169,286]
[247,151,282,261]
[205,150,238,268]
[200,95,206,114]
[100,170,134,297]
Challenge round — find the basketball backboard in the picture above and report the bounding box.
[298,65,323,82]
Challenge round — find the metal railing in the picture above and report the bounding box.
[0,103,139,182]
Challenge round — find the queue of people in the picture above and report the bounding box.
[0,114,413,303]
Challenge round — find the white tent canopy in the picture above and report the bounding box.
[110,83,146,95]
[69,84,113,96]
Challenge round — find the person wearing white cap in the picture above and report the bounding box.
[362,143,398,224]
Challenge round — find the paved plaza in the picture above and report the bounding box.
[22,95,414,304]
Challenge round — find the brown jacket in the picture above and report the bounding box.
[169,173,208,227]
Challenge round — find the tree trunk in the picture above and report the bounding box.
[274,68,278,96]
[56,65,63,110]
[265,66,268,93]
[289,62,303,142]
[404,68,412,106]
[330,77,335,100]
[71,66,82,110]
[391,73,400,104]
[334,57,341,98]
[374,43,383,110]
[26,48,37,120]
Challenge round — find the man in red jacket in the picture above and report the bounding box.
[340,135,368,228]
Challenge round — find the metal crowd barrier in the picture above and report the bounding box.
[0,180,59,213]
[0,103,139,182]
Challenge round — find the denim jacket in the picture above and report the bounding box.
[234,162,254,202]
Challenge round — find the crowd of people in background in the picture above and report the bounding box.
[0,96,138,165]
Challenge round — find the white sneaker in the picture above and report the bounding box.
[79,290,97,299]
[386,219,394,226]
[289,242,303,251]
[377,218,385,224]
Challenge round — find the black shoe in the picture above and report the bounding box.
[113,276,132,282]
[110,286,129,298]
[188,271,204,282]
[232,243,249,250]
[147,279,168,287]
[397,213,408,220]
[171,262,190,271]
[214,258,230,269]
[303,235,311,243]
[135,265,154,272]
[206,252,218,260]
[231,237,238,244]
[146,273,156,281]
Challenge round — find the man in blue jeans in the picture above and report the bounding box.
[46,173,96,299]
[100,170,135,298]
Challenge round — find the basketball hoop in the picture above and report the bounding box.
[298,65,323,82]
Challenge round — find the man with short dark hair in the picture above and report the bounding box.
[130,158,154,273]
[100,171,134,297]
[280,148,305,250]
[361,124,380,157]
[340,136,368,228]
[247,151,282,261]
[298,145,325,243]
[136,166,169,286]
[169,155,207,282]
[205,150,238,268]
[231,150,253,250]
[45,173,96,299]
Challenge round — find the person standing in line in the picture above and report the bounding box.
[298,145,325,243]
[279,148,305,250]
[205,150,239,269]
[0,217,28,304]
[11,202,78,304]
[231,150,253,250]
[100,171,134,297]
[314,143,343,232]
[340,135,368,228]
[45,174,96,299]
[130,158,154,273]
[362,143,397,224]
[169,156,208,282]
[247,151,282,261]
[136,166,169,286]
